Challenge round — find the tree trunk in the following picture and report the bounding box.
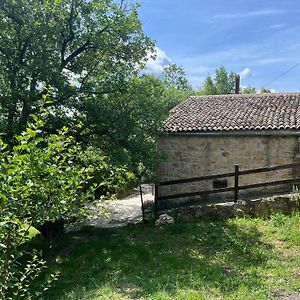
[19,99,31,133]
[5,101,16,144]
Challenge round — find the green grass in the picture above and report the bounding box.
[38,214,300,300]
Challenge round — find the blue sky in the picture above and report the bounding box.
[139,0,300,92]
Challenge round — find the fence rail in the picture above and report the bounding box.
[154,162,300,216]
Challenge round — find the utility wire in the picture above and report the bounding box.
[263,62,300,87]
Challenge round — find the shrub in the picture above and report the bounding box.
[78,146,136,199]
[0,112,94,299]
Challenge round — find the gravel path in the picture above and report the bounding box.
[86,185,154,228]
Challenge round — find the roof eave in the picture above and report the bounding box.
[161,130,300,137]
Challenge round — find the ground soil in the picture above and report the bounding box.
[85,185,154,228]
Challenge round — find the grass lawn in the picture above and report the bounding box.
[40,214,300,300]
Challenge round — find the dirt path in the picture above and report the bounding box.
[86,185,154,228]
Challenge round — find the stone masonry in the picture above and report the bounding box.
[157,134,300,205]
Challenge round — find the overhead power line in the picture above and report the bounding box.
[263,62,300,87]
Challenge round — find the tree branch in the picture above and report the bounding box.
[80,85,127,96]
[0,1,23,25]
[60,1,77,68]
[78,62,99,91]
[61,41,95,70]
[60,25,109,70]
[0,46,10,60]
[19,39,30,65]
[119,0,125,9]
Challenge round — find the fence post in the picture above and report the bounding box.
[234,165,239,203]
[154,184,159,219]
[139,185,146,223]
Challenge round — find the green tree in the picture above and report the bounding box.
[0,0,153,141]
[201,76,216,95]
[260,87,272,93]
[162,64,192,92]
[79,74,179,183]
[0,0,192,193]
[242,86,257,94]
[215,66,236,94]
[0,112,94,299]
[160,63,193,109]
[198,66,236,95]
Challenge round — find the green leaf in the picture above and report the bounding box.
[26,128,36,137]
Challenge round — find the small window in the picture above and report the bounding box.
[213,179,228,189]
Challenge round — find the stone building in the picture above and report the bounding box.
[157,93,300,206]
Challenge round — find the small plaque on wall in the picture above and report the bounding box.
[213,179,228,189]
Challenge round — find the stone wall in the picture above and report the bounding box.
[157,134,300,208]
[175,194,300,221]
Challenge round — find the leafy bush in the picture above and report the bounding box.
[0,113,94,299]
[78,146,136,198]
[0,221,60,299]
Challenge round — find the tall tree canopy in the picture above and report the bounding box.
[198,66,269,96]
[199,66,236,95]
[161,64,192,92]
[215,66,236,94]
[201,76,216,95]
[0,0,153,140]
[0,0,193,186]
[242,86,257,94]
[78,68,191,182]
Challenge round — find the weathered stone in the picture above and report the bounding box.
[174,194,300,221]
[235,199,252,214]
[157,135,298,201]
[155,213,174,226]
[177,202,236,220]
[234,208,246,217]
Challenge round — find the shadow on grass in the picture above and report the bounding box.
[41,219,274,299]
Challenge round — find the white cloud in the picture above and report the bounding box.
[145,47,172,74]
[212,9,285,21]
[256,58,287,65]
[267,23,286,30]
[248,9,285,17]
[212,13,238,20]
[240,68,252,79]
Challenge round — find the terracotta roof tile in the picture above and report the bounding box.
[163,93,300,133]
